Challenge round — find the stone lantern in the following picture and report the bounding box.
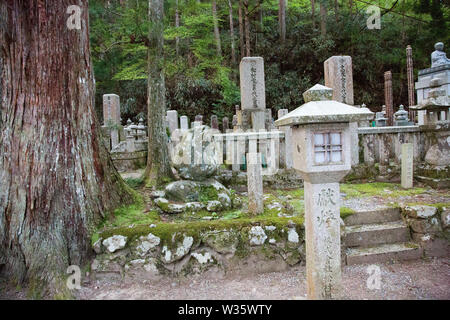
[275,84,373,299]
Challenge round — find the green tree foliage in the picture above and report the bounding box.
[90,0,450,123]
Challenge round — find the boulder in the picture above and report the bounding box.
[172,125,221,180]
[102,235,127,253]
[164,179,230,204]
[425,144,450,166]
[404,205,437,219]
[441,209,450,229]
[249,226,267,246]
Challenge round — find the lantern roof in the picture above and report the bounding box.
[275,84,374,127]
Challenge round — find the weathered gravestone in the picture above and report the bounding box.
[401,143,414,189]
[102,94,121,149]
[324,56,358,165]
[240,57,266,130]
[247,152,264,215]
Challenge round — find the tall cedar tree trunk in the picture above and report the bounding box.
[228,0,236,65]
[238,0,245,59]
[320,0,327,36]
[243,0,250,57]
[175,0,180,56]
[0,0,133,287]
[279,0,286,44]
[145,0,175,186]
[212,0,222,56]
[311,0,315,29]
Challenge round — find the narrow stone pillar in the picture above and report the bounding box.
[384,71,394,126]
[406,46,416,122]
[180,115,189,130]
[195,115,203,124]
[211,115,219,130]
[304,182,342,299]
[278,109,293,169]
[102,94,121,149]
[222,117,229,132]
[166,110,179,134]
[401,143,413,189]
[102,94,121,126]
[247,152,264,215]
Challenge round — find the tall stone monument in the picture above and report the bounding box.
[240,57,266,130]
[324,56,354,105]
[102,94,122,149]
[275,84,373,299]
[324,56,358,165]
[384,71,394,126]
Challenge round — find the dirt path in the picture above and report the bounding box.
[75,257,450,300]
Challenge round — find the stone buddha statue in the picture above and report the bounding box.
[431,42,450,68]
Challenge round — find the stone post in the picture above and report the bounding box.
[195,115,203,124]
[304,182,342,299]
[406,45,416,122]
[384,71,394,126]
[211,115,219,130]
[247,152,264,215]
[222,117,229,132]
[180,116,189,131]
[102,94,121,126]
[401,143,413,189]
[166,110,179,134]
[102,94,121,149]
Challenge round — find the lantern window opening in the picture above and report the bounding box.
[313,131,343,165]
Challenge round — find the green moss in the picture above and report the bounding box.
[196,185,221,203]
[340,207,355,220]
[124,177,144,189]
[100,215,305,246]
[341,182,427,198]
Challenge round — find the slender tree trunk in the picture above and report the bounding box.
[0,0,133,290]
[238,0,245,59]
[320,0,327,36]
[228,0,236,65]
[334,0,338,22]
[311,0,316,29]
[279,0,286,44]
[175,0,180,56]
[244,0,250,56]
[212,0,222,56]
[145,0,175,186]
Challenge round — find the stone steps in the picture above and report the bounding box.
[344,207,424,265]
[344,207,401,226]
[345,221,409,247]
[346,242,423,265]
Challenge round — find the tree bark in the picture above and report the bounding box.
[0,0,133,289]
[238,0,245,60]
[228,0,236,65]
[145,0,175,186]
[175,0,180,56]
[320,0,327,36]
[279,0,286,44]
[212,0,222,56]
[243,0,250,57]
[311,0,315,29]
